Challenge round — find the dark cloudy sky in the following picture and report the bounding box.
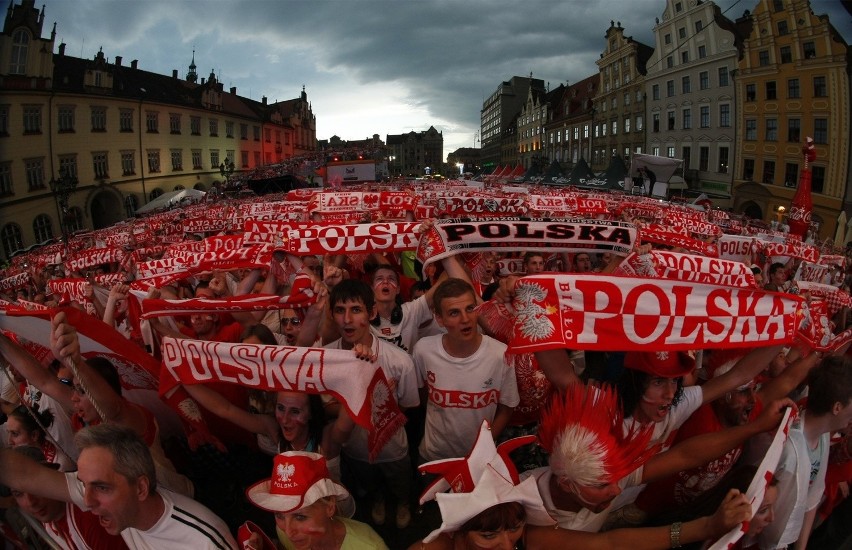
[43,0,851,162]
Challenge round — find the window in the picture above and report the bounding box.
[210,150,220,169]
[264,128,271,142]
[120,108,133,132]
[682,108,691,129]
[695,20,703,32]
[611,97,617,109]
[780,45,792,63]
[124,195,138,218]
[666,56,674,69]
[93,152,108,179]
[665,34,672,45]
[169,114,181,134]
[23,106,41,133]
[766,81,777,100]
[667,80,675,97]
[719,104,731,127]
[636,116,643,131]
[787,78,800,98]
[241,150,250,167]
[89,106,106,132]
[192,149,202,169]
[762,160,775,184]
[759,50,770,67]
[1,224,23,258]
[700,106,710,128]
[675,2,682,12]
[803,41,816,59]
[59,156,77,179]
[146,112,158,133]
[784,163,798,187]
[813,76,827,97]
[66,207,83,233]
[698,45,706,59]
[699,71,709,90]
[652,113,660,132]
[33,214,53,243]
[225,121,234,138]
[778,21,789,36]
[254,151,261,168]
[773,0,784,12]
[170,149,183,171]
[746,84,756,101]
[147,150,160,173]
[681,51,689,63]
[57,105,74,133]
[253,126,260,141]
[666,146,675,158]
[240,123,248,140]
[787,118,801,142]
[190,116,201,135]
[149,188,163,201]
[667,110,676,130]
[682,146,691,169]
[718,147,729,173]
[624,117,631,133]
[624,92,630,106]
[0,162,11,195]
[121,151,135,175]
[743,159,755,180]
[0,104,8,136]
[209,118,218,137]
[611,120,617,135]
[699,146,709,171]
[652,84,660,100]
[766,119,778,141]
[811,166,825,193]
[718,67,729,87]
[745,119,757,140]
[814,118,827,144]
[636,90,643,103]
[678,27,686,39]
[682,76,691,94]
[25,158,44,190]
[10,29,28,74]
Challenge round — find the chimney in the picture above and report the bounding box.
[262,96,267,105]
[58,43,66,56]
[115,56,122,66]
[230,86,237,95]
[131,60,138,69]
[201,77,206,85]
[173,69,178,79]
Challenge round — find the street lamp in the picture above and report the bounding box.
[49,168,79,244]
[219,159,235,191]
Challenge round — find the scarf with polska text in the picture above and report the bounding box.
[615,250,757,288]
[416,219,638,269]
[283,222,422,256]
[638,224,719,257]
[140,291,317,320]
[794,280,852,315]
[507,274,802,353]
[158,337,405,461]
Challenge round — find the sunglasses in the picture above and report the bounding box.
[280,316,301,326]
[58,377,73,388]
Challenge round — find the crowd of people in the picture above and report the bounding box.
[0,183,851,550]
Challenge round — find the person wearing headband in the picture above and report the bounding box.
[243,451,386,550]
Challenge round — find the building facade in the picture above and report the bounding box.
[386,126,443,177]
[0,0,317,262]
[731,0,850,239]
[547,74,599,170]
[479,76,544,172]
[646,0,744,202]
[592,21,653,173]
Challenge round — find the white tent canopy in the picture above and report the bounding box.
[629,153,684,183]
[135,189,206,214]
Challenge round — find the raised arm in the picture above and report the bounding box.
[0,331,73,413]
[180,383,278,441]
[0,447,70,503]
[700,344,784,404]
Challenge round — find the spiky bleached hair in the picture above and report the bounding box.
[538,383,658,488]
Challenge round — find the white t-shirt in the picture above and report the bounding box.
[371,295,433,353]
[525,466,644,532]
[327,336,419,463]
[414,334,519,462]
[66,474,237,550]
[23,384,80,464]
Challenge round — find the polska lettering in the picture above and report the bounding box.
[68,247,126,272]
[439,220,634,249]
[289,223,420,255]
[427,388,499,409]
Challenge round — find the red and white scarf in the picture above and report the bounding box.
[159,337,405,460]
[417,219,638,268]
[615,251,757,288]
[141,292,316,319]
[284,222,422,256]
[638,224,719,257]
[508,274,802,353]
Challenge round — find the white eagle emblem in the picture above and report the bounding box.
[276,462,296,482]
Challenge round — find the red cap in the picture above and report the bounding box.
[623,351,695,378]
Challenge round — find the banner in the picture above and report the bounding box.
[67,246,126,273]
[0,271,30,292]
[508,274,802,353]
[639,224,719,257]
[159,337,405,461]
[417,219,638,268]
[286,222,421,256]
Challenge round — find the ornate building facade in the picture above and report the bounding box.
[386,126,443,177]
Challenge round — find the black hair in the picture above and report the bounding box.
[241,323,278,345]
[459,501,526,534]
[84,356,123,395]
[432,278,476,315]
[9,405,54,444]
[329,279,375,311]
[615,368,685,418]
[277,393,327,452]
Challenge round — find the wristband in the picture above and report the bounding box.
[670,521,682,548]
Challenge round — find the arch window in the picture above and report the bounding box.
[124,195,138,217]
[149,188,163,201]
[10,29,29,75]
[1,224,23,258]
[33,214,54,243]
